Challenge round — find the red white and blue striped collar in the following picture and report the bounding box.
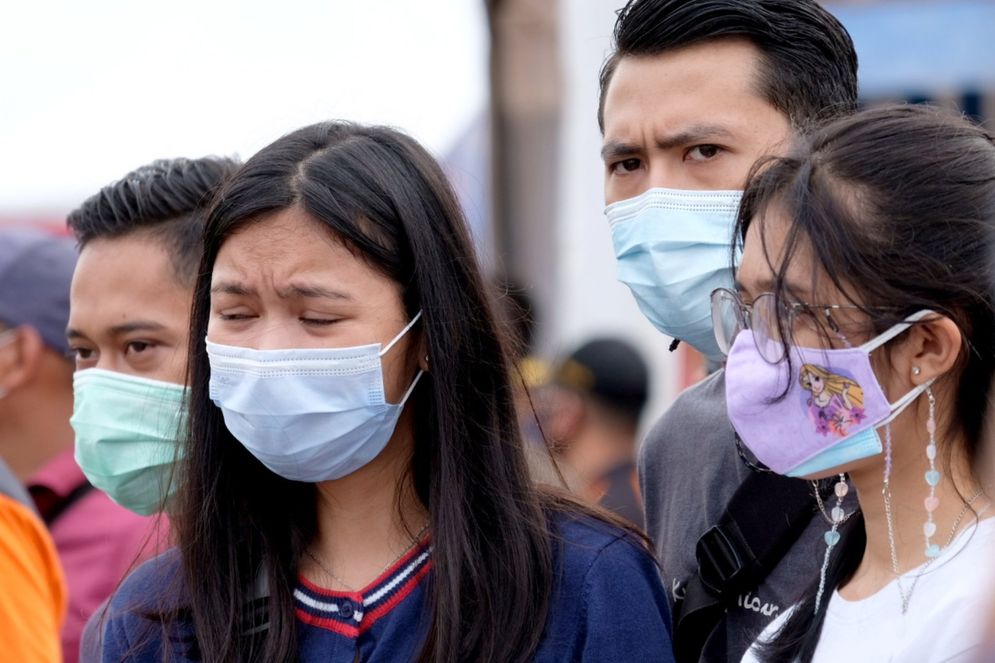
[295,536,432,638]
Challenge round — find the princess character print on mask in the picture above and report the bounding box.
[799,364,867,437]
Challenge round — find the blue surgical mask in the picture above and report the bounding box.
[71,369,186,515]
[605,187,742,360]
[206,313,423,483]
[786,384,933,478]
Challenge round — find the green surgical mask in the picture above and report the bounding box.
[71,368,186,516]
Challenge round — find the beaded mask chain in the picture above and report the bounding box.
[814,473,848,614]
[883,409,985,614]
[923,388,942,558]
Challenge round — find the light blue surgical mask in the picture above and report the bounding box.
[207,312,423,483]
[605,187,742,360]
[71,369,186,515]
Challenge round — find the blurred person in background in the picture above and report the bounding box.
[0,226,153,662]
[0,396,65,662]
[738,105,995,662]
[542,337,649,525]
[88,121,674,662]
[0,489,67,662]
[66,156,239,519]
[597,0,859,659]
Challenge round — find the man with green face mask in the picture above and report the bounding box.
[66,156,239,519]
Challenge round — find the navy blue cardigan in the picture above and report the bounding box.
[85,514,675,662]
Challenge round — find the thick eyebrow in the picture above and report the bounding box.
[601,124,736,162]
[211,281,256,296]
[601,140,641,162]
[655,124,734,151]
[753,278,812,301]
[109,321,168,337]
[275,284,352,301]
[66,320,167,342]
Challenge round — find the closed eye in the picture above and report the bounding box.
[300,317,340,327]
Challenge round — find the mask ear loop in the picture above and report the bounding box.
[380,312,425,407]
[380,311,423,358]
[858,309,935,354]
[395,370,424,407]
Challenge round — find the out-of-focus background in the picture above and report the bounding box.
[3,0,994,428]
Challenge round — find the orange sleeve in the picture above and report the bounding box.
[0,494,67,663]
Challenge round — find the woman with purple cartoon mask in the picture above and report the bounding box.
[711,105,995,663]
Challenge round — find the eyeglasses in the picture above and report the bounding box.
[710,288,866,363]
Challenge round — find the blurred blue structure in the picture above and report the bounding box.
[828,0,995,120]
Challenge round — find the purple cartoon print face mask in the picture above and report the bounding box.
[724,310,934,477]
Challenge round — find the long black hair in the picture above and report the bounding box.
[167,121,589,662]
[737,105,995,661]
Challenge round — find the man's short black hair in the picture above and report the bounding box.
[597,0,859,132]
[67,156,240,285]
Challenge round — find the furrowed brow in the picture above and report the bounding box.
[656,124,734,150]
[600,141,641,162]
[210,282,256,296]
[276,284,352,301]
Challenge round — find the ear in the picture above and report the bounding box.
[0,326,47,395]
[899,315,963,387]
[418,336,429,373]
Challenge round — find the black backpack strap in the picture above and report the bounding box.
[41,480,95,526]
[672,471,819,663]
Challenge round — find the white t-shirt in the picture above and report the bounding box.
[743,516,995,663]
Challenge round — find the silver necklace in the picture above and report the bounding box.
[884,485,984,614]
[305,522,430,593]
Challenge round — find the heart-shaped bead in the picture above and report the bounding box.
[925,470,941,487]
[824,530,841,546]
[923,522,937,537]
[925,544,941,558]
[835,482,849,498]
[924,496,940,512]
[831,507,846,523]
[926,444,937,461]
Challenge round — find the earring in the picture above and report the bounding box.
[912,366,922,377]
[923,387,941,558]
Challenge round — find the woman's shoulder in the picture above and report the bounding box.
[539,509,674,661]
[109,547,185,613]
[551,509,652,568]
[81,549,187,662]
[546,507,663,602]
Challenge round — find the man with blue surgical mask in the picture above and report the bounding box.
[598,1,858,660]
[66,156,238,518]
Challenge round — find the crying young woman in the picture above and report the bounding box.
[715,106,995,662]
[82,122,675,663]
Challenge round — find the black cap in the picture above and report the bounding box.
[552,337,649,419]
